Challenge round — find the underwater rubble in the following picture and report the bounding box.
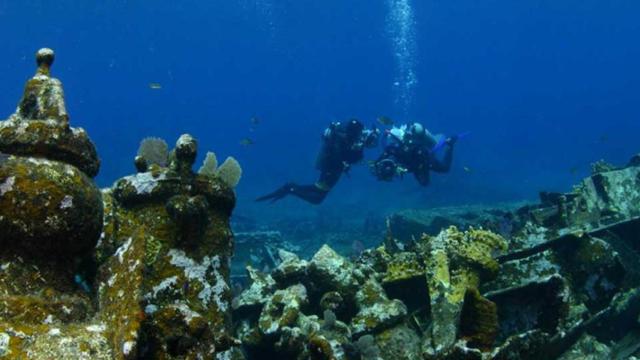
[1,49,640,359]
[230,210,384,284]
[229,208,386,289]
[385,203,524,249]
[231,160,640,359]
[232,230,296,280]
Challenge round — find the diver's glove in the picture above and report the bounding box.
[255,183,295,203]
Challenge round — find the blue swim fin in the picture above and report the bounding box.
[431,131,470,153]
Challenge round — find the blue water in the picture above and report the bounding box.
[1,1,639,220]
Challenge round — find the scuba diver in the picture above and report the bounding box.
[256,119,380,204]
[371,122,457,186]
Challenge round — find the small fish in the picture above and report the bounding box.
[250,117,260,126]
[463,166,472,173]
[377,116,394,126]
[598,135,609,143]
[149,83,162,90]
[74,274,91,293]
[240,138,255,146]
[569,166,579,175]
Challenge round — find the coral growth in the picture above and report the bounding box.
[217,156,242,188]
[137,137,169,168]
[232,154,640,359]
[231,226,508,359]
[3,48,640,360]
[198,151,218,176]
[0,50,239,359]
[459,287,498,350]
[198,152,242,188]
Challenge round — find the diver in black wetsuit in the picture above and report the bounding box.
[371,122,456,186]
[256,119,380,204]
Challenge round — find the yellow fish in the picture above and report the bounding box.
[149,83,162,90]
[240,138,255,146]
[377,116,394,126]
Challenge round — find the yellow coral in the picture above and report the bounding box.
[382,252,423,284]
[428,226,507,281]
[423,227,506,352]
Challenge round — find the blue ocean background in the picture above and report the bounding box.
[1,0,639,223]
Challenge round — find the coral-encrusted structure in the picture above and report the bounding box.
[232,156,640,359]
[0,58,105,355]
[422,227,507,356]
[99,133,238,358]
[3,48,640,359]
[231,227,507,360]
[0,48,102,262]
[0,50,239,359]
[0,48,108,358]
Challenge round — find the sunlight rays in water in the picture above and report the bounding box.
[387,0,418,117]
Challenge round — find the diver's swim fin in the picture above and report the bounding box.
[431,131,470,153]
[255,183,293,203]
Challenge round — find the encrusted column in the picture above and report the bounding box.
[0,49,106,358]
[422,226,507,357]
[99,134,239,358]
